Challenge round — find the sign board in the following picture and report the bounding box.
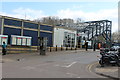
[17,37,22,45]
[11,35,32,46]
[12,37,17,45]
[0,35,8,45]
[22,38,26,45]
[26,38,31,46]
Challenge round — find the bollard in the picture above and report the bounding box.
[75,47,77,50]
[75,46,77,53]
[50,46,52,52]
[56,45,57,51]
[75,46,77,50]
[61,45,63,51]
[66,46,68,50]
[71,47,72,50]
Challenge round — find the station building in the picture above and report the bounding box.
[0,16,53,47]
[0,15,77,49]
[53,26,77,47]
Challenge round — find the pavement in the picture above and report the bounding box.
[90,61,119,79]
[1,49,99,63]
[0,49,119,79]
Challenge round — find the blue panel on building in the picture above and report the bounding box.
[40,32,53,47]
[4,19,22,27]
[24,22,38,29]
[0,17,2,34]
[3,27,21,44]
[23,30,38,46]
[40,25,53,31]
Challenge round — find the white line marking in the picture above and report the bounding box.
[76,77,81,78]
[66,73,77,76]
[62,62,77,68]
[22,66,35,70]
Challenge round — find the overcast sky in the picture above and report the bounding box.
[0,0,119,33]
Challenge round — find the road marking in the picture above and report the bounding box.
[62,62,77,68]
[66,73,80,77]
[22,66,36,70]
[86,62,102,77]
[54,62,77,68]
[35,63,51,67]
[76,77,81,78]
[88,62,98,73]
[54,64,60,67]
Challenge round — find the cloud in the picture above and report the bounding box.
[12,7,47,20]
[56,8,118,32]
[0,7,48,20]
[0,7,118,32]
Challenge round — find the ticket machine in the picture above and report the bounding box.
[38,37,47,55]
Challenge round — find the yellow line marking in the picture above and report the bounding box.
[86,62,102,77]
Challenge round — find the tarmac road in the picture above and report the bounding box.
[1,50,119,79]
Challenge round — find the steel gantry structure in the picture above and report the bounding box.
[80,20,112,48]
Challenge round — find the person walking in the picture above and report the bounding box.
[2,42,7,55]
[98,43,101,49]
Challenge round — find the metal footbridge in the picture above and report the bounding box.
[79,20,112,48]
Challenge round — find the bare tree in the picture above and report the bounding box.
[34,16,85,29]
[34,16,60,26]
[112,32,120,43]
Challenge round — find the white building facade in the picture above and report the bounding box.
[53,27,77,47]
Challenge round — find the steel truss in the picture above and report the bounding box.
[82,20,112,47]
